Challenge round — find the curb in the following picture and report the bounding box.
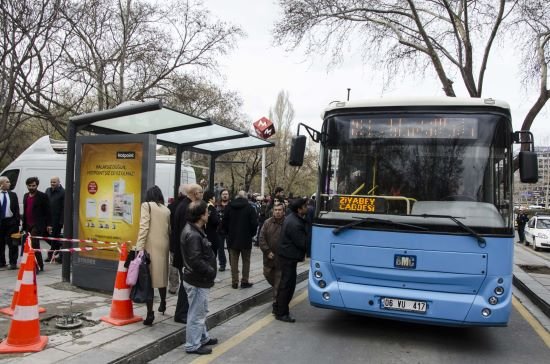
[110,269,309,364]
[513,274,550,319]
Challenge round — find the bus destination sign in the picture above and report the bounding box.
[349,117,478,139]
[334,196,379,213]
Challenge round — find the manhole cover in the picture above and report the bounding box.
[56,315,83,329]
[519,264,550,275]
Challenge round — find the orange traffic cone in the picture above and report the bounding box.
[0,248,48,353]
[0,237,46,316]
[101,243,142,326]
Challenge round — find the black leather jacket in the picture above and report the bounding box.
[180,222,217,288]
[278,212,310,262]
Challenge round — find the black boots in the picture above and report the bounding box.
[143,311,155,326]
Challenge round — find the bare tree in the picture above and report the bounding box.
[59,0,243,111]
[274,0,515,98]
[515,0,550,134]
[0,0,69,166]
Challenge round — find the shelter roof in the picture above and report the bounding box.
[70,100,274,154]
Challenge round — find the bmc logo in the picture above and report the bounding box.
[116,151,135,159]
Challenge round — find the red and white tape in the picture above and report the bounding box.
[30,236,128,246]
[31,246,119,253]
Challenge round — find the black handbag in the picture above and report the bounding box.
[129,251,153,303]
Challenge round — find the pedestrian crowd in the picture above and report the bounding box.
[0,175,64,272]
[0,175,311,356]
[131,182,311,355]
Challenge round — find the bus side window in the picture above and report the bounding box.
[1,169,20,190]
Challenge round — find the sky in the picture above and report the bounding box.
[203,0,550,145]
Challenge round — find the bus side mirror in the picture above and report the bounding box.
[519,151,538,183]
[289,135,306,166]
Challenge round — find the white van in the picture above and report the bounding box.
[0,135,196,209]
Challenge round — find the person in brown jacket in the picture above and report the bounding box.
[259,202,285,314]
[135,185,171,326]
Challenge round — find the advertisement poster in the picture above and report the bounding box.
[77,143,144,260]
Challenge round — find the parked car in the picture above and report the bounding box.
[524,215,550,251]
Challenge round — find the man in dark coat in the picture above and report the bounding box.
[0,176,20,269]
[181,200,218,355]
[259,202,285,314]
[22,177,51,272]
[516,211,529,244]
[45,176,64,263]
[275,197,310,323]
[167,184,186,294]
[222,190,258,289]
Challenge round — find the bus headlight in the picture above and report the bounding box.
[488,296,498,305]
[318,280,326,288]
[314,270,323,279]
[494,286,504,295]
[322,292,330,300]
[481,308,491,317]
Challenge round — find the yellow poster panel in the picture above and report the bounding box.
[78,143,143,260]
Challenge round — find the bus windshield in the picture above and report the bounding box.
[318,112,513,233]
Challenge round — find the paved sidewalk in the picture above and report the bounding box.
[0,245,308,364]
[512,242,550,331]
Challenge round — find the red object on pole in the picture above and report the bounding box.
[253,117,275,140]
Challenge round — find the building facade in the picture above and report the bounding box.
[513,146,550,208]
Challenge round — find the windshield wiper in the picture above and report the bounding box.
[415,214,486,248]
[332,217,428,235]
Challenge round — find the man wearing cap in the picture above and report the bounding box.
[275,197,310,323]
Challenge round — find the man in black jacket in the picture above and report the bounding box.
[275,197,310,323]
[181,200,218,355]
[45,176,64,263]
[0,176,20,270]
[22,177,51,272]
[222,190,258,289]
[173,183,203,323]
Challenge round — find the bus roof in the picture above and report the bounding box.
[323,97,510,116]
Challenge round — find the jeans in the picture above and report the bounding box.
[218,235,227,268]
[183,282,210,352]
[174,270,189,322]
[518,227,526,242]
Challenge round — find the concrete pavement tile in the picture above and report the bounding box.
[162,319,185,327]
[100,332,158,354]
[529,271,550,276]
[55,327,129,354]
[535,293,550,304]
[85,306,111,321]
[149,347,187,364]
[532,276,550,286]
[109,319,147,333]
[57,348,121,364]
[47,331,83,347]
[3,348,73,364]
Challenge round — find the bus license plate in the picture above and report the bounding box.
[381,297,427,313]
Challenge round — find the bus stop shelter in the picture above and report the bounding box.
[62,99,274,282]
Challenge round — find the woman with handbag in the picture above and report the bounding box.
[135,185,171,326]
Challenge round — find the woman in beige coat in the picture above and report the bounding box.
[135,185,171,325]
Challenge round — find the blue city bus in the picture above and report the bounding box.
[290,97,538,326]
